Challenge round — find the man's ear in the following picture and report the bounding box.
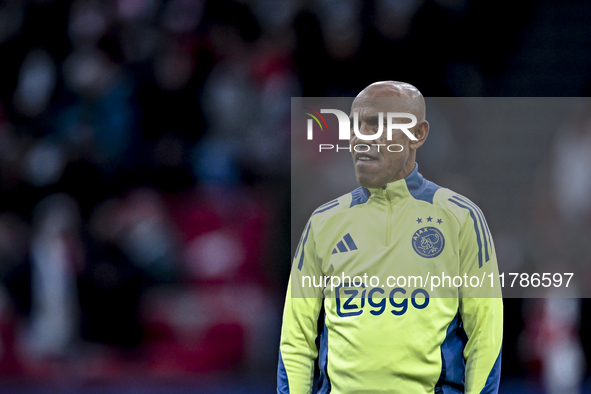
[409,120,429,150]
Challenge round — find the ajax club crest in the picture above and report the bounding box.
[412,227,445,258]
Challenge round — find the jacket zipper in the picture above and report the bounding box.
[385,189,392,246]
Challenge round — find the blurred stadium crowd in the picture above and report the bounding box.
[0,0,294,386]
[0,0,590,392]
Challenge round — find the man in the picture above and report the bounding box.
[278,81,503,393]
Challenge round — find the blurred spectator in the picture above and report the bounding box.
[13,48,57,118]
[68,0,110,46]
[89,188,177,282]
[551,100,591,226]
[59,47,136,170]
[25,194,83,359]
[521,298,586,394]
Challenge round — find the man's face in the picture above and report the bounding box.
[349,97,416,188]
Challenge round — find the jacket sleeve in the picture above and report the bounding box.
[277,219,324,394]
[455,198,503,394]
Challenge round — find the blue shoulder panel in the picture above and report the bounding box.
[350,187,370,208]
[405,164,441,204]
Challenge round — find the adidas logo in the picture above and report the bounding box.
[332,233,358,254]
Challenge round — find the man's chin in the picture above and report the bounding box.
[355,174,384,189]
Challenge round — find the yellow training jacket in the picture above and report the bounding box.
[278,165,503,394]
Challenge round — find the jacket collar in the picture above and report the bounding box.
[365,163,426,200]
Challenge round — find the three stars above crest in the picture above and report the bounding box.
[416,217,443,224]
